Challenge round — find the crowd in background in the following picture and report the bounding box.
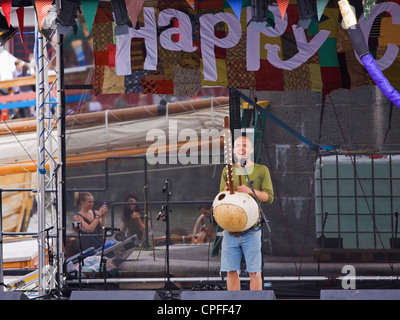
[10,54,36,119]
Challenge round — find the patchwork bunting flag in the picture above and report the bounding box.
[277,0,289,19]
[0,0,12,27]
[126,0,144,27]
[317,0,329,21]
[16,7,24,41]
[81,0,99,34]
[186,0,195,8]
[34,0,53,30]
[362,0,377,19]
[227,0,243,20]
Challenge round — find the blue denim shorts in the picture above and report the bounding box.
[220,227,262,273]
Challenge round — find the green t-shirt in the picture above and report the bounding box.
[219,163,274,205]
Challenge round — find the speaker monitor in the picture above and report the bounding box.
[0,292,29,300]
[321,289,400,300]
[57,0,80,35]
[180,290,276,300]
[0,13,18,47]
[70,290,160,300]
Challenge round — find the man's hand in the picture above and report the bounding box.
[237,184,270,203]
[236,184,252,195]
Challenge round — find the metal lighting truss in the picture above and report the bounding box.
[35,0,64,297]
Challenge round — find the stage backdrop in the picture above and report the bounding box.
[92,0,400,96]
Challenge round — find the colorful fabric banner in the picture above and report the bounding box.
[92,0,400,97]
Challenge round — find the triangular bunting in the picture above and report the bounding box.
[0,0,12,27]
[34,0,53,30]
[227,0,243,20]
[186,0,195,9]
[81,0,99,34]
[126,0,144,27]
[16,7,24,42]
[317,0,329,21]
[277,0,289,19]
[362,0,377,19]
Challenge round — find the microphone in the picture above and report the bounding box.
[240,158,247,167]
[115,231,127,242]
[102,226,120,232]
[72,221,81,229]
[162,179,169,193]
[162,179,172,196]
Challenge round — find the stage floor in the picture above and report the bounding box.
[63,243,400,299]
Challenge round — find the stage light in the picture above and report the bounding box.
[338,0,357,30]
[297,0,327,29]
[11,0,34,6]
[0,13,18,47]
[248,0,275,28]
[111,0,133,35]
[250,0,269,22]
[56,0,80,35]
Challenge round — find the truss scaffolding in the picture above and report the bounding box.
[35,0,65,297]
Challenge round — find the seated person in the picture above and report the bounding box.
[72,192,108,252]
[195,204,217,243]
[120,191,145,240]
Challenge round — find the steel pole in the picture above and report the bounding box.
[36,22,47,298]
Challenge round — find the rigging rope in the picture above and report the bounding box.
[0,116,38,169]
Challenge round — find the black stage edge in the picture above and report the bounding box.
[63,278,400,300]
[70,290,161,300]
[181,290,276,300]
[68,289,276,300]
[0,292,29,300]
[321,289,400,300]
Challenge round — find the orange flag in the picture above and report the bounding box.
[35,0,53,30]
[186,0,195,8]
[277,0,289,19]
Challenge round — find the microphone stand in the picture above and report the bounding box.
[240,159,271,232]
[44,226,55,298]
[162,180,172,286]
[72,221,84,290]
[159,179,178,292]
[391,209,399,249]
[100,226,120,288]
